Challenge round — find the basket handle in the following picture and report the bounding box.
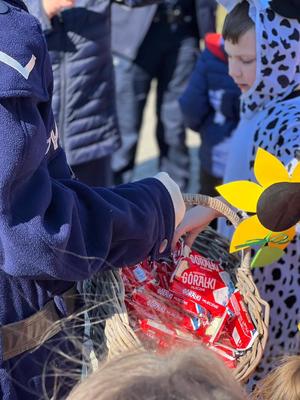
[182,193,252,273]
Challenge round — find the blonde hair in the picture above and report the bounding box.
[67,346,246,400]
[251,356,300,400]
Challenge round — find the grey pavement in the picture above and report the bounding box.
[132,81,201,194]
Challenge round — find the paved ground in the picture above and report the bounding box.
[132,81,201,194]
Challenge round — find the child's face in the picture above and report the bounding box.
[225,28,257,93]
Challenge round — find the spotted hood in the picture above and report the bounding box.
[219,0,300,118]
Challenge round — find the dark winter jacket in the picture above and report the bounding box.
[0,1,175,398]
[25,0,161,166]
[179,33,241,177]
[111,0,217,60]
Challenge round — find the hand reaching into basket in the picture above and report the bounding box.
[172,203,222,249]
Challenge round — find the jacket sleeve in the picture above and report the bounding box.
[220,91,241,120]
[179,53,210,133]
[24,1,52,32]
[0,96,175,282]
[113,0,162,6]
[25,0,162,31]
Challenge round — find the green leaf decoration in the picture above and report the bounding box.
[251,246,284,268]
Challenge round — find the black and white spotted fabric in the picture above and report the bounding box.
[218,0,300,388]
[242,4,300,119]
[222,0,300,118]
[269,0,300,22]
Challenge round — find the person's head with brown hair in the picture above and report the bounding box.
[222,1,256,94]
[222,0,254,45]
[67,346,246,400]
[251,356,300,400]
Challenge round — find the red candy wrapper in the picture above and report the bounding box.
[138,319,197,352]
[146,281,212,318]
[169,280,227,317]
[171,246,235,307]
[130,288,207,333]
[122,241,258,369]
[226,290,258,351]
[208,342,238,369]
[122,260,153,288]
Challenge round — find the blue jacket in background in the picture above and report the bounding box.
[179,33,241,178]
[0,1,175,398]
[111,0,217,60]
[25,0,162,167]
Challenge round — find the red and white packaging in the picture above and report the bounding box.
[171,248,235,306]
[137,319,197,352]
[226,290,258,351]
[172,240,189,263]
[197,308,232,344]
[121,242,258,369]
[137,319,174,350]
[170,280,227,317]
[130,289,206,333]
[153,260,174,278]
[154,260,175,289]
[156,261,175,289]
[122,260,153,288]
[208,342,238,369]
[145,281,211,318]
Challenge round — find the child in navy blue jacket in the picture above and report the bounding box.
[0,1,185,399]
[179,33,241,197]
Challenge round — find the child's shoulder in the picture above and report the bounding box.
[263,98,300,121]
[0,1,49,99]
[254,98,300,147]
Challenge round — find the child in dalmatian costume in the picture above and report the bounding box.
[0,1,186,399]
[177,0,300,389]
[222,0,300,387]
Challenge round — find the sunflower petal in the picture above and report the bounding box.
[230,215,270,253]
[217,181,263,213]
[268,226,296,250]
[254,148,289,187]
[290,161,300,182]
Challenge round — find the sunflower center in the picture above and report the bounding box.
[257,182,300,231]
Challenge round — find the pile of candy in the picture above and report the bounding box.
[122,242,257,368]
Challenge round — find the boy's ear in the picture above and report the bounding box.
[269,0,300,20]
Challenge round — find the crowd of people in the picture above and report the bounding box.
[0,0,299,399]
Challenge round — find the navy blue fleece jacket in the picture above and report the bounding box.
[0,1,175,399]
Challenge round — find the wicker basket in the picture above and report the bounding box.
[98,194,270,383]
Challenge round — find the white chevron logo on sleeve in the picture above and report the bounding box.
[46,125,59,154]
[0,52,36,79]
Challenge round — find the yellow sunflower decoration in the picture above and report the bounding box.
[216,148,300,268]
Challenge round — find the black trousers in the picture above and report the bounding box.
[112,21,198,190]
[200,168,222,198]
[200,169,222,230]
[71,155,112,187]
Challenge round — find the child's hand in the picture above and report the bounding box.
[43,0,75,19]
[172,205,222,249]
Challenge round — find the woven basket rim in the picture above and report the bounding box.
[181,194,270,381]
[101,194,270,383]
[182,193,252,273]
